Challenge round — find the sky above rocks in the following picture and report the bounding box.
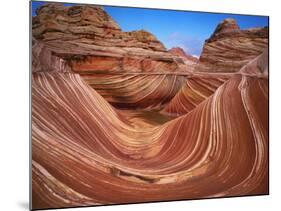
[32,1,268,57]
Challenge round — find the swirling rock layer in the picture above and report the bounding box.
[31,4,269,210]
[32,55,268,209]
[162,74,229,115]
[82,73,187,109]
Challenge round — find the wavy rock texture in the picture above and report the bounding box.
[162,74,229,116]
[196,18,268,72]
[240,49,268,76]
[32,51,268,209]
[31,4,269,210]
[82,73,187,109]
[163,48,268,116]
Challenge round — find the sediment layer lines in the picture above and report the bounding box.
[82,73,186,109]
[32,70,268,209]
[162,76,229,116]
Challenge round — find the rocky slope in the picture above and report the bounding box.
[196,18,268,72]
[169,47,198,65]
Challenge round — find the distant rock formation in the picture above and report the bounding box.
[196,18,268,72]
[212,18,240,34]
[32,4,186,73]
[168,47,198,66]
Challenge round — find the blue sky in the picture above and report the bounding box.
[32,1,268,56]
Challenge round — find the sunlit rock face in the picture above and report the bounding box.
[32,3,183,73]
[196,18,268,72]
[31,4,269,210]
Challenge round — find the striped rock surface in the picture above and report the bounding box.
[168,47,198,70]
[82,73,187,109]
[196,18,268,72]
[162,75,229,116]
[32,38,187,109]
[32,51,268,209]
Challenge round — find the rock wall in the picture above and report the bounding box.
[196,18,268,72]
[32,4,185,73]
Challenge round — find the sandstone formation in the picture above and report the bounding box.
[196,18,268,72]
[32,52,268,209]
[169,47,198,66]
[162,75,229,116]
[163,47,268,116]
[82,73,186,109]
[240,48,268,76]
[32,3,185,73]
[31,3,269,210]
[32,3,193,109]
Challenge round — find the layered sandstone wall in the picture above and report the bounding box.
[32,4,186,73]
[196,18,268,72]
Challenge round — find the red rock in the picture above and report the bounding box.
[32,4,185,74]
[32,4,193,109]
[212,18,240,34]
[32,52,268,209]
[31,5,269,209]
[196,19,268,72]
[168,47,198,66]
[162,74,229,115]
[240,48,268,76]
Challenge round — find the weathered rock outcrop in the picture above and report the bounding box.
[196,18,268,72]
[32,3,185,73]
[168,47,198,71]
